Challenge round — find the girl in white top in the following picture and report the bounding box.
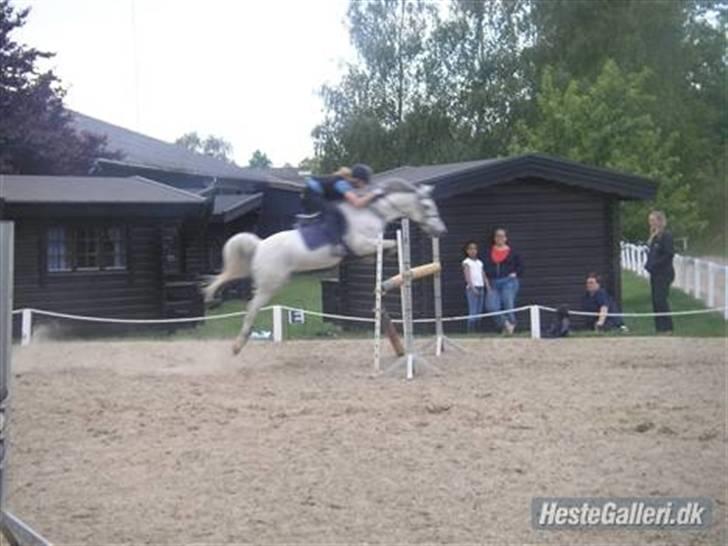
[462,241,489,332]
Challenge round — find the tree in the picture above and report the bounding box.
[0,0,118,174]
[174,131,234,163]
[424,0,532,157]
[510,60,705,241]
[313,0,439,170]
[247,149,271,168]
[524,0,727,247]
[297,156,321,173]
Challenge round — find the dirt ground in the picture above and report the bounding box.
[5,337,726,546]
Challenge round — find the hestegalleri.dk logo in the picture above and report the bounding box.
[532,497,712,530]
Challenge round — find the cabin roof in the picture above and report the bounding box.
[0,174,205,205]
[70,111,305,191]
[211,193,263,223]
[375,154,656,201]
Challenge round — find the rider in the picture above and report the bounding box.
[299,164,380,255]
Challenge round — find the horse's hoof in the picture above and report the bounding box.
[232,342,242,355]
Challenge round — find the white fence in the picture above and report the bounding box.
[620,241,728,320]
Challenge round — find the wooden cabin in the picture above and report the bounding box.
[0,174,209,333]
[70,111,305,276]
[324,154,657,332]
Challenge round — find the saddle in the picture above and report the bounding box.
[297,207,349,253]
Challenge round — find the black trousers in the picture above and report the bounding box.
[650,272,674,332]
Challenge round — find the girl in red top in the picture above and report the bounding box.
[483,227,524,334]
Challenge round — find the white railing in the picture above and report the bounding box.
[620,241,728,320]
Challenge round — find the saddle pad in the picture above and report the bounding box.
[298,221,337,250]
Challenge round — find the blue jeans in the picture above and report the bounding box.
[486,276,520,329]
[465,286,485,332]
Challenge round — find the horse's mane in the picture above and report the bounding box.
[375,177,418,194]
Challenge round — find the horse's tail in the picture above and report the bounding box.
[202,232,261,303]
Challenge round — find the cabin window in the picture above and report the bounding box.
[47,227,71,272]
[47,226,127,272]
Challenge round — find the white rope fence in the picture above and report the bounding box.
[621,241,728,320]
[10,302,726,346]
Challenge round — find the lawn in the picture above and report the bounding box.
[179,269,725,341]
[177,270,343,341]
[619,270,726,337]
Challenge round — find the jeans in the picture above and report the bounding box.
[486,276,520,329]
[465,286,485,332]
[650,272,674,332]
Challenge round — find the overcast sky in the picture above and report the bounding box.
[16,0,355,166]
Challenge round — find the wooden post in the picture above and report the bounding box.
[0,221,52,546]
[272,305,283,343]
[399,221,415,379]
[529,305,541,339]
[694,258,701,299]
[432,238,444,356]
[373,234,384,372]
[21,309,32,347]
[707,262,716,307]
[724,267,728,321]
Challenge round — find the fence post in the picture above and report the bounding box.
[529,305,541,339]
[693,258,701,299]
[707,263,716,307]
[724,267,728,321]
[674,255,684,290]
[20,309,32,346]
[630,245,637,271]
[272,305,283,343]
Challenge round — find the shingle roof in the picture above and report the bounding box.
[0,174,206,204]
[375,154,656,200]
[211,193,263,223]
[70,111,305,190]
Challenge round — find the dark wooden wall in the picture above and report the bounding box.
[335,178,621,332]
[13,219,164,319]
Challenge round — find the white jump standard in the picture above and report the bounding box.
[374,220,445,379]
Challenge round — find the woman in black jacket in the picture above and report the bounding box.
[644,210,675,333]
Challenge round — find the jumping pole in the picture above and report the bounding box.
[422,237,466,356]
[383,220,439,379]
[0,221,52,546]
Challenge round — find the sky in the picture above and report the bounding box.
[16,0,355,167]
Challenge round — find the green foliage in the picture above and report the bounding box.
[175,131,234,163]
[313,0,725,249]
[247,149,272,168]
[510,60,705,241]
[0,0,118,174]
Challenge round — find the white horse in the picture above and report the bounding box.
[203,178,447,354]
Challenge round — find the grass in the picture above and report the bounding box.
[24,264,723,344]
[619,270,726,337]
[177,269,725,341]
[176,270,342,341]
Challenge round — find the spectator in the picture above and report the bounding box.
[462,241,488,333]
[644,210,675,333]
[581,273,628,332]
[544,305,571,338]
[484,227,523,334]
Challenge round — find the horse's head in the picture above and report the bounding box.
[375,178,447,238]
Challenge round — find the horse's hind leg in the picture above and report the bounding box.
[232,273,289,355]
